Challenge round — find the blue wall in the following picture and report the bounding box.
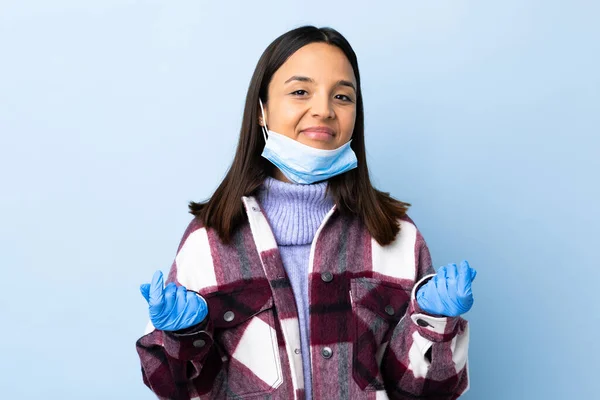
[1,1,597,398]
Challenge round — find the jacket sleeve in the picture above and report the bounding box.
[135,218,217,400]
[380,229,470,399]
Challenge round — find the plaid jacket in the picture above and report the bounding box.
[136,196,471,399]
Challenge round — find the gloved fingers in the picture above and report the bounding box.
[185,290,197,303]
[433,266,444,289]
[179,292,203,325]
[140,283,151,302]
[436,265,446,277]
[424,274,439,299]
[416,281,435,314]
[470,268,477,281]
[456,261,475,314]
[446,263,462,309]
[445,263,458,287]
[162,282,178,317]
[436,265,450,297]
[175,285,188,315]
[148,270,165,310]
[188,291,208,312]
[458,260,475,297]
[170,291,203,330]
[438,265,455,311]
[458,260,469,278]
[185,290,204,312]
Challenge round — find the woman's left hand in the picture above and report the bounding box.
[416,260,477,317]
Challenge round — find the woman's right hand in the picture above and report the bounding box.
[140,270,208,331]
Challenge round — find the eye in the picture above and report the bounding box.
[335,94,353,102]
[291,90,308,96]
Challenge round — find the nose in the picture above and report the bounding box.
[310,93,335,119]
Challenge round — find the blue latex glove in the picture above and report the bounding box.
[416,260,477,317]
[140,270,208,331]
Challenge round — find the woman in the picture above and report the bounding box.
[137,25,477,400]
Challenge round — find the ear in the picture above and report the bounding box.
[258,100,268,126]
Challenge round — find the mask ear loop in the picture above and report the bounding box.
[258,99,269,142]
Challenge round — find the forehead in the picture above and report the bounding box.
[271,42,356,86]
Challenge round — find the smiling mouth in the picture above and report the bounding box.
[301,130,335,142]
[301,126,335,137]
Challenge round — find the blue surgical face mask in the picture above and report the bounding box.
[258,99,358,185]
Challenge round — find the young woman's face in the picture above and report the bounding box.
[262,43,357,151]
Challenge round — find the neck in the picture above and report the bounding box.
[271,169,331,185]
[272,168,292,183]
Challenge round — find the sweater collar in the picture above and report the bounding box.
[255,176,335,246]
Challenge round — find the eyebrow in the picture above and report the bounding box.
[284,75,356,92]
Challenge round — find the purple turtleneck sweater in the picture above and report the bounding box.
[256,176,334,400]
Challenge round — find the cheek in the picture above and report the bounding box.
[272,107,304,136]
[340,108,357,139]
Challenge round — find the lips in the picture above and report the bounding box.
[301,126,335,141]
[301,126,335,136]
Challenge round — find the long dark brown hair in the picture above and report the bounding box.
[189,25,410,246]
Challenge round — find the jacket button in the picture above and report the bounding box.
[321,347,333,359]
[294,348,301,355]
[385,305,395,316]
[416,318,430,327]
[321,272,333,282]
[192,339,206,348]
[223,311,235,322]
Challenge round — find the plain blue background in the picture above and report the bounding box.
[1,1,598,399]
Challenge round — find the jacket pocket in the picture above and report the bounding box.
[350,277,411,391]
[204,281,283,398]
